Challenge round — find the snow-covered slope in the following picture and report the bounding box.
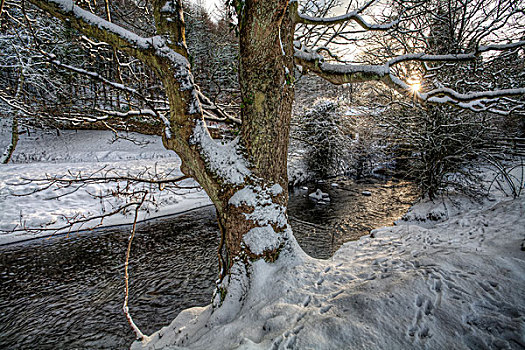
[0,128,211,244]
[134,194,524,349]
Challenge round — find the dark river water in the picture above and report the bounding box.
[0,179,416,349]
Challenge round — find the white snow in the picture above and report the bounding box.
[2,125,524,350]
[229,184,282,207]
[134,175,525,350]
[243,225,282,255]
[229,186,270,207]
[309,188,330,202]
[229,183,288,229]
[245,203,287,228]
[160,1,175,13]
[0,128,211,245]
[191,120,251,185]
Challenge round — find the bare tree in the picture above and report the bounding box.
[2,0,524,324]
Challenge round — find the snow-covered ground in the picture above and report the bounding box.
[134,191,524,350]
[2,125,524,349]
[0,126,211,245]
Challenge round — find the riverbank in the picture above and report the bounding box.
[0,127,211,245]
[0,127,417,247]
[2,126,523,349]
[1,127,422,349]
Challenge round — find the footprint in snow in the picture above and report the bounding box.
[319,305,332,314]
[408,294,434,340]
[270,325,303,350]
[302,295,311,307]
[478,281,499,295]
[316,276,325,286]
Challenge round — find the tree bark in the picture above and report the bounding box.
[239,0,295,185]
[212,0,297,267]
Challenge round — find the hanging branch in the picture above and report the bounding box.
[1,167,196,234]
[123,191,147,341]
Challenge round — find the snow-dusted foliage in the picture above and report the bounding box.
[0,5,73,116]
[291,97,392,182]
[184,2,239,105]
[0,0,169,140]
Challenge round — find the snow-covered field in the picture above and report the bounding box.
[0,126,211,245]
[135,192,525,350]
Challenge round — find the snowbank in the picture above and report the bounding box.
[135,192,524,349]
[0,128,211,245]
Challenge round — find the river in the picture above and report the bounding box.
[0,179,416,349]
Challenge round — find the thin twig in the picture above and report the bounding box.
[123,192,147,341]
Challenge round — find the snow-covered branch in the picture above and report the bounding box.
[290,0,399,31]
[27,0,187,67]
[386,41,525,65]
[294,40,525,111]
[26,0,202,132]
[46,54,141,97]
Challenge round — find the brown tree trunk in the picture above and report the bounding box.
[211,0,297,273]
[240,1,295,187]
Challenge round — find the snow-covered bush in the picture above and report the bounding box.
[344,110,394,179]
[293,99,351,179]
[289,98,392,183]
[380,104,498,199]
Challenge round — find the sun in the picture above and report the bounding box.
[410,82,421,93]
[407,76,422,93]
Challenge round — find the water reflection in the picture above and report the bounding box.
[289,178,417,259]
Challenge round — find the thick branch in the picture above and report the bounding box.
[294,46,388,84]
[295,40,525,109]
[28,0,167,63]
[26,0,227,206]
[27,0,201,128]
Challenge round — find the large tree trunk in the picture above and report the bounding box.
[182,1,301,303]
[239,0,295,186]
[216,0,297,270]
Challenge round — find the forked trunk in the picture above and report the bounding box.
[27,0,301,303]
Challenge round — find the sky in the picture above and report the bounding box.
[191,0,361,22]
[193,0,222,12]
